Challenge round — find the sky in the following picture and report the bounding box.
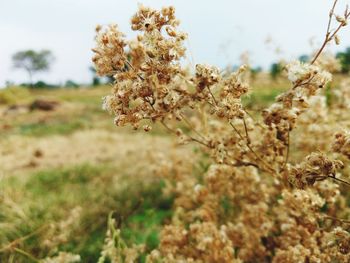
[0,0,350,87]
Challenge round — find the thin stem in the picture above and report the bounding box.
[328,175,350,187]
[327,0,338,33]
[244,109,264,129]
[0,225,47,253]
[310,0,350,64]
[189,136,212,148]
[242,117,251,145]
[310,0,337,64]
[293,75,316,89]
[180,113,207,141]
[125,60,145,80]
[13,248,40,263]
[233,159,260,169]
[144,97,156,111]
[207,87,218,106]
[230,122,245,141]
[230,122,276,174]
[161,120,211,148]
[323,215,350,224]
[160,120,176,134]
[282,130,290,170]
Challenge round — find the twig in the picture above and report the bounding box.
[310,0,350,64]
[244,109,264,129]
[233,159,260,169]
[114,199,143,229]
[323,215,350,224]
[310,0,338,64]
[188,136,212,148]
[180,113,207,141]
[161,120,211,148]
[160,120,177,134]
[0,225,48,253]
[242,117,251,145]
[13,248,40,263]
[292,75,316,89]
[328,175,350,187]
[230,122,276,174]
[282,130,290,170]
[144,97,156,111]
[125,60,145,80]
[207,87,218,106]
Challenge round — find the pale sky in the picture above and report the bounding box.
[0,0,350,87]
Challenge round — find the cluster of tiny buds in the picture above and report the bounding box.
[333,130,350,159]
[92,3,350,262]
[287,152,344,189]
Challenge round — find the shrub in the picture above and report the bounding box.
[92,2,350,262]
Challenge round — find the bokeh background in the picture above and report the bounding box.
[1,1,350,262]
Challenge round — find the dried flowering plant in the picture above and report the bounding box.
[93,1,350,262]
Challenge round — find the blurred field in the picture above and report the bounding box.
[0,85,195,262]
[0,74,345,262]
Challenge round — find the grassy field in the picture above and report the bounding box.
[0,85,194,262]
[0,74,345,262]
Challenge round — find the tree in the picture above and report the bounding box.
[12,50,55,87]
[299,54,310,63]
[336,47,350,73]
[250,66,262,81]
[89,66,114,86]
[89,66,101,86]
[270,62,283,80]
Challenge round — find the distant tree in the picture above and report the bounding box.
[12,50,55,87]
[336,47,350,73]
[89,66,114,86]
[105,75,114,84]
[250,66,262,81]
[65,80,79,88]
[299,54,310,63]
[33,81,48,89]
[89,66,101,86]
[270,62,283,80]
[5,80,14,88]
[20,81,58,89]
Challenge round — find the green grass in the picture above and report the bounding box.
[0,164,173,262]
[0,86,32,105]
[18,119,87,136]
[1,107,112,138]
[243,84,288,109]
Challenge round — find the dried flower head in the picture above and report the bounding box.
[333,131,350,159]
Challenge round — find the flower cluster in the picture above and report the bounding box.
[262,61,332,147]
[92,24,126,76]
[93,3,350,263]
[286,152,344,189]
[333,130,350,159]
[93,5,188,130]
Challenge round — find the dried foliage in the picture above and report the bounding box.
[91,2,350,262]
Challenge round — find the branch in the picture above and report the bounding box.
[161,120,212,148]
[282,129,290,170]
[327,175,350,187]
[242,116,251,145]
[310,0,350,64]
[0,225,47,253]
[13,248,40,263]
[230,122,276,174]
[207,86,218,106]
[180,113,208,141]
